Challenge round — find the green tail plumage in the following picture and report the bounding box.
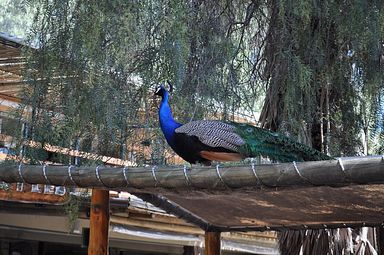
[229,122,333,162]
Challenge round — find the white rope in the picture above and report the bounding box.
[123,166,130,187]
[95,165,102,184]
[183,165,191,186]
[251,160,261,186]
[338,158,345,172]
[67,165,76,185]
[42,164,50,184]
[151,165,158,186]
[250,158,270,187]
[95,165,109,187]
[337,157,351,181]
[215,164,227,187]
[17,164,25,183]
[292,161,314,184]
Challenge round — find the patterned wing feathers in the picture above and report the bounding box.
[175,120,245,152]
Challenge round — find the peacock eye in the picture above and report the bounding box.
[246,127,253,133]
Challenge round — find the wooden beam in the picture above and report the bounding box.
[110,215,203,235]
[2,156,384,190]
[205,231,221,255]
[0,183,68,204]
[26,140,135,166]
[0,93,21,103]
[88,189,110,255]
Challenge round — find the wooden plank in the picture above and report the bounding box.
[0,93,22,103]
[88,189,110,255]
[0,64,24,75]
[0,70,21,79]
[205,232,220,255]
[0,49,20,57]
[0,85,24,94]
[0,183,68,204]
[110,215,204,235]
[0,57,25,64]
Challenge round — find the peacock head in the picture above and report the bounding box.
[154,84,166,97]
[154,81,173,98]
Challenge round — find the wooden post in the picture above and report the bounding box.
[88,189,110,255]
[205,231,221,255]
[377,226,384,254]
[183,246,195,255]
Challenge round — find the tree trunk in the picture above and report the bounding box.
[320,85,325,153]
[325,82,330,155]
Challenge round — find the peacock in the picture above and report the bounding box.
[155,84,332,165]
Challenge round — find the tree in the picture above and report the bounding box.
[259,1,384,254]
[7,0,384,253]
[0,0,34,38]
[260,0,384,157]
[17,0,268,165]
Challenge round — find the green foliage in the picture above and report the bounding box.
[260,0,384,156]
[0,182,10,191]
[0,0,35,38]
[15,0,268,164]
[63,192,89,232]
[5,0,383,164]
[4,2,382,252]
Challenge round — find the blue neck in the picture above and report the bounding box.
[159,92,182,145]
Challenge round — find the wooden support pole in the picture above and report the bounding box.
[205,231,221,255]
[183,246,195,255]
[88,189,110,255]
[377,226,384,254]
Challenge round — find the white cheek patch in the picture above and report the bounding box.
[155,87,161,94]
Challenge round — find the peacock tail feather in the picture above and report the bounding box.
[228,122,333,162]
